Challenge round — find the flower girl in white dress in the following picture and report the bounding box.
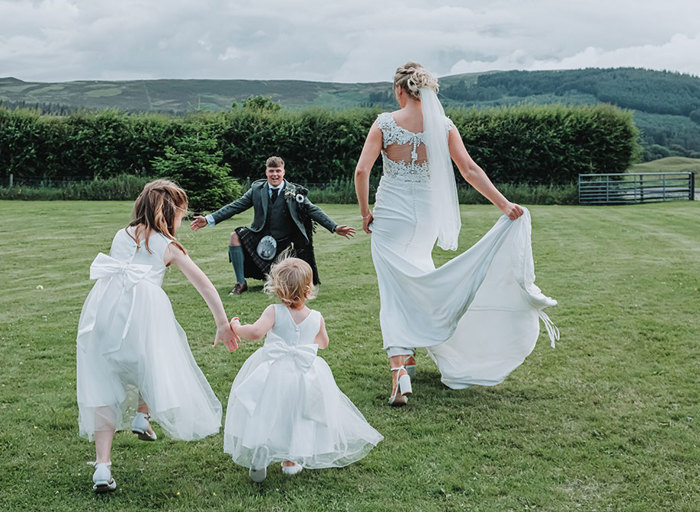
[224,257,383,482]
[76,180,239,492]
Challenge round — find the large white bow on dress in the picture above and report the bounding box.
[233,342,327,424]
[89,252,153,289]
[77,253,153,353]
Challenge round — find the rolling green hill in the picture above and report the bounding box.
[0,76,391,112]
[629,156,700,180]
[1,68,699,161]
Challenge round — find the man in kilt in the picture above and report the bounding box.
[190,156,355,294]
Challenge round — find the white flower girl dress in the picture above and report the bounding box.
[223,304,383,470]
[76,228,221,441]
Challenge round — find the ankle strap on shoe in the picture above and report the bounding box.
[390,366,405,372]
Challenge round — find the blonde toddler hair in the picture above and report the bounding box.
[264,256,316,309]
[394,61,439,100]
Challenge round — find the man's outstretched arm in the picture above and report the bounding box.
[304,199,355,238]
[191,188,254,230]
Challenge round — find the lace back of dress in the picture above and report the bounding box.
[385,135,427,167]
[376,112,430,182]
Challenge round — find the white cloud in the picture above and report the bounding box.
[450,33,700,77]
[0,0,699,82]
[218,46,246,62]
[535,33,700,76]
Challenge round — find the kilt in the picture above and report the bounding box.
[233,227,320,284]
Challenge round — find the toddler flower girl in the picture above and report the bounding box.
[223,257,382,482]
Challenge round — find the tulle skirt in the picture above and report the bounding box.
[371,176,557,389]
[76,280,221,441]
[223,345,383,469]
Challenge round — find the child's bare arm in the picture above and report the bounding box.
[165,244,239,352]
[314,315,329,349]
[231,305,275,341]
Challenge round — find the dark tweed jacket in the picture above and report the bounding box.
[210,179,336,242]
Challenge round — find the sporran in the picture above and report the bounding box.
[256,235,278,261]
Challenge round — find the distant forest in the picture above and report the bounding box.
[442,69,700,116]
[0,100,80,116]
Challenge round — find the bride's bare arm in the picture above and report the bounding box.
[354,124,383,233]
[448,127,523,220]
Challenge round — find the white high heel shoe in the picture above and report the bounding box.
[92,462,116,493]
[132,412,157,441]
[404,352,416,379]
[388,366,413,406]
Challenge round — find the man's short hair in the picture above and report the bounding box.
[266,156,285,168]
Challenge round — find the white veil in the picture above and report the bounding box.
[420,87,461,250]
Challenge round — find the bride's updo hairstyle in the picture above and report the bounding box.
[394,62,439,100]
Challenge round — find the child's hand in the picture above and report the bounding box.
[214,324,239,352]
[225,307,274,341]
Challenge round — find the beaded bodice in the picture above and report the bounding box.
[376,112,454,183]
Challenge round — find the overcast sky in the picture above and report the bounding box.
[1,0,699,83]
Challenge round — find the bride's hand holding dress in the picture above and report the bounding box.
[445,125,524,220]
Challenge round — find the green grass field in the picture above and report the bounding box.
[1,201,698,511]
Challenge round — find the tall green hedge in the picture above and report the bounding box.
[452,104,640,185]
[0,104,639,187]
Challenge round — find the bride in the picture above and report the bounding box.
[354,62,558,406]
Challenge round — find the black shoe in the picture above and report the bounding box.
[229,282,248,295]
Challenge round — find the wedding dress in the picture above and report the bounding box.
[370,112,558,389]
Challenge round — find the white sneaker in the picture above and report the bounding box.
[249,467,267,482]
[281,462,303,476]
[92,462,116,493]
[132,412,157,441]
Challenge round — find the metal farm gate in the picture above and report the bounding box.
[578,172,695,205]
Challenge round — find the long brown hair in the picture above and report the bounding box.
[127,179,188,254]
